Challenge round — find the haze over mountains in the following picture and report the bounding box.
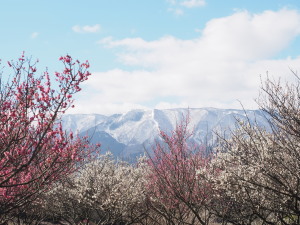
[62,108,269,159]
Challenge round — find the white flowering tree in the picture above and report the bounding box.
[34,152,149,225]
[211,74,300,225]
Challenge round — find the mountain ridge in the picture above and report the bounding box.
[62,108,269,158]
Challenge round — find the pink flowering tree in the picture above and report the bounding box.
[0,54,98,219]
[146,115,215,225]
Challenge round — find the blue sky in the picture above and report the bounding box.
[1,0,300,115]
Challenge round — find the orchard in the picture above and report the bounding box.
[1,54,300,225]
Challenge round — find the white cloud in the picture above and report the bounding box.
[31,32,39,39]
[180,0,206,8]
[168,8,184,15]
[69,9,300,115]
[166,0,205,14]
[166,0,177,4]
[72,24,101,33]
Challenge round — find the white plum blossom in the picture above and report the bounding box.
[35,153,149,224]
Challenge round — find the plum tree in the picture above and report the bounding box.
[0,54,98,221]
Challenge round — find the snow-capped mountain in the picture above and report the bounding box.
[62,108,269,159]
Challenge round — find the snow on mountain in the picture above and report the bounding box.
[62,114,108,133]
[62,108,269,159]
